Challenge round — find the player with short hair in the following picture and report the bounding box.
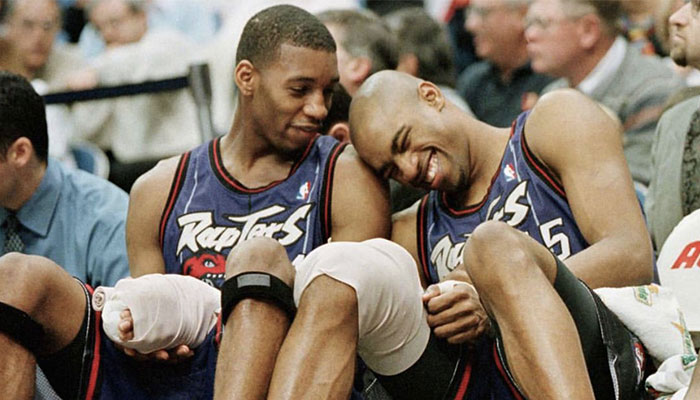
[0,5,390,399]
[213,70,654,399]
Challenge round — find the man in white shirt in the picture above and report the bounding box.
[524,0,684,186]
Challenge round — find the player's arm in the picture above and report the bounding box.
[391,202,429,288]
[126,157,180,277]
[330,146,391,241]
[525,89,653,288]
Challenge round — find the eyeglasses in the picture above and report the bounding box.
[12,18,59,34]
[466,5,507,19]
[523,15,572,30]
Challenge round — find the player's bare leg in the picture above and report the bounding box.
[0,253,87,399]
[214,237,295,400]
[464,221,595,400]
[267,275,358,399]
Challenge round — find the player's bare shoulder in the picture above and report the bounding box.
[524,89,623,173]
[330,144,391,241]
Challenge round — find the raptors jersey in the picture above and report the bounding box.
[160,135,344,288]
[417,111,588,284]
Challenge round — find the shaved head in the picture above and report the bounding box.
[349,71,421,145]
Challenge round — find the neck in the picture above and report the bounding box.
[4,160,46,212]
[449,111,511,208]
[493,43,530,83]
[565,36,616,88]
[220,107,299,188]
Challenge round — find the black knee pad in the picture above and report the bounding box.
[0,301,45,353]
[220,272,296,325]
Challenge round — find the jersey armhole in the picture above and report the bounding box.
[416,194,432,284]
[158,152,191,248]
[319,142,348,242]
[520,129,567,199]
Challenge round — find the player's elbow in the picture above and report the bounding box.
[626,234,654,286]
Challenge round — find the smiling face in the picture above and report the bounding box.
[350,72,470,193]
[249,43,339,153]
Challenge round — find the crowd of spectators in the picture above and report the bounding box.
[0,0,699,398]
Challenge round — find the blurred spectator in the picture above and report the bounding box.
[68,0,202,192]
[0,0,85,167]
[646,1,700,251]
[384,6,474,114]
[0,0,83,88]
[77,0,219,58]
[620,0,665,56]
[444,0,478,74]
[457,0,553,127]
[317,8,398,95]
[655,0,700,86]
[525,0,685,186]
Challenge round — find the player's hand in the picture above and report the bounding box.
[422,282,489,345]
[116,309,194,363]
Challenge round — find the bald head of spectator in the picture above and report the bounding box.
[525,0,622,86]
[317,8,398,96]
[0,0,61,79]
[466,0,531,80]
[87,0,148,49]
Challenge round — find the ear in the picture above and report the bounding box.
[234,60,257,96]
[396,54,419,76]
[577,14,602,50]
[348,57,373,85]
[328,122,351,144]
[6,138,34,167]
[417,81,445,111]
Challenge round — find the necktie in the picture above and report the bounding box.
[682,109,700,216]
[3,214,24,254]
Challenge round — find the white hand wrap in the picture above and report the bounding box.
[92,274,220,353]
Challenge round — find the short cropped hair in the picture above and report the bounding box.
[236,5,336,69]
[384,7,456,87]
[561,0,622,35]
[317,9,398,74]
[0,71,48,162]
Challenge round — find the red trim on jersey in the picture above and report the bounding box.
[417,195,432,282]
[453,352,474,399]
[159,152,191,248]
[321,142,347,241]
[441,120,516,217]
[84,284,101,400]
[212,135,318,194]
[492,343,525,400]
[520,131,566,199]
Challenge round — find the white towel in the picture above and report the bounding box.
[92,274,220,353]
[645,354,696,399]
[594,284,696,364]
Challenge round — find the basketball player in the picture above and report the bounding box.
[212,71,654,399]
[0,5,389,399]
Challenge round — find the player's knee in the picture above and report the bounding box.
[465,221,532,295]
[225,237,294,286]
[0,253,58,312]
[300,275,357,318]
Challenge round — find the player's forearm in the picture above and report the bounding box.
[565,236,653,289]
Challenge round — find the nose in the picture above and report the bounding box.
[304,91,328,121]
[669,3,690,27]
[393,152,420,186]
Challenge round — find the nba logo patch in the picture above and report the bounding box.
[504,163,516,181]
[297,181,311,200]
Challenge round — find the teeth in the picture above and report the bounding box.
[426,154,437,183]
